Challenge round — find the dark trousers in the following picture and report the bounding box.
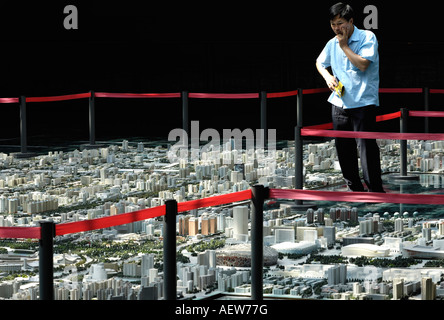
[332,104,384,192]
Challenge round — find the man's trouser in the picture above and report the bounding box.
[332,104,384,192]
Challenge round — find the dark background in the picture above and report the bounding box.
[0,1,443,146]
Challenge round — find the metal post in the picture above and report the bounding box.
[251,185,267,300]
[296,88,303,128]
[19,96,27,154]
[260,91,267,147]
[424,87,429,134]
[182,91,189,142]
[293,89,317,209]
[295,88,303,199]
[400,108,408,176]
[39,221,55,300]
[12,96,35,158]
[163,199,177,300]
[89,90,96,146]
[391,108,418,180]
[294,125,303,204]
[81,91,103,150]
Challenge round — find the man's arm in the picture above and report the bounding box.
[340,45,371,72]
[336,26,371,72]
[316,61,337,91]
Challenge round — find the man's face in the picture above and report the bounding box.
[330,15,353,36]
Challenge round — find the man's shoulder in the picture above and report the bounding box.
[327,36,337,44]
[324,36,338,48]
[357,28,377,41]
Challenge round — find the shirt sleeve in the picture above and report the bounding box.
[358,31,378,62]
[316,42,331,69]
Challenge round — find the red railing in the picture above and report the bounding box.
[0,86,439,104]
[2,184,444,239]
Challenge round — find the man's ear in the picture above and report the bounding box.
[349,18,354,25]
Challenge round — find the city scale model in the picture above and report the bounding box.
[0,138,443,300]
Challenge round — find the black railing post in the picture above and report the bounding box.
[81,91,103,150]
[294,89,316,209]
[424,87,429,133]
[260,91,267,148]
[251,184,267,300]
[391,108,418,180]
[12,96,35,158]
[296,88,303,128]
[19,96,27,154]
[182,91,189,143]
[39,221,55,300]
[163,199,177,300]
[295,88,303,200]
[400,108,408,176]
[295,125,303,203]
[89,90,96,146]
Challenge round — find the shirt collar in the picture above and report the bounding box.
[349,25,360,42]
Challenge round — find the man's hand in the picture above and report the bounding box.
[336,26,349,48]
[325,74,338,91]
[316,61,338,91]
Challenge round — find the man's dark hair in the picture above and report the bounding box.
[329,3,354,21]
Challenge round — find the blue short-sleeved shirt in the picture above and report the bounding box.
[317,26,379,109]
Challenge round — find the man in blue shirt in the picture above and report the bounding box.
[316,2,384,192]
